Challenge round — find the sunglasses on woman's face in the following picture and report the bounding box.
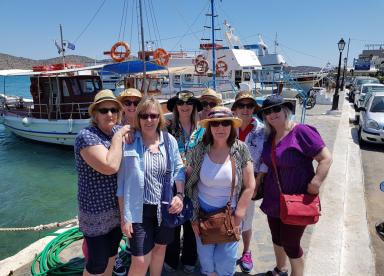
[139,113,160,120]
[201,101,217,108]
[237,102,255,109]
[263,105,282,116]
[123,100,140,107]
[210,120,232,127]
[97,108,119,114]
[176,99,194,106]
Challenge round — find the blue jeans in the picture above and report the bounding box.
[196,198,239,276]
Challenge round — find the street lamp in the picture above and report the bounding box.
[341,57,348,90]
[331,38,346,110]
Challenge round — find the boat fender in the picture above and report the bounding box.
[110,41,131,62]
[153,48,170,66]
[22,117,30,127]
[68,118,73,133]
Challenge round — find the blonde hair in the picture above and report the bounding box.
[135,97,166,131]
[90,101,122,126]
[262,105,292,137]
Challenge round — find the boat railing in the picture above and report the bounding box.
[5,102,93,120]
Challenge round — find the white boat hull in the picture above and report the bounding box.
[2,114,89,146]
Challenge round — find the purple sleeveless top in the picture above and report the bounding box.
[260,124,325,218]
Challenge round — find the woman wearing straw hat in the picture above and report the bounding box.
[198,88,223,120]
[163,91,202,273]
[74,89,131,276]
[232,91,267,274]
[185,106,255,276]
[117,97,185,276]
[257,94,332,276]
[117,88,142,126]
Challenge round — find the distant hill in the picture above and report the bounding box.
[0,53,110,70]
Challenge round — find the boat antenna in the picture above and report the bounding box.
[210,0,217,90]
[274,32,278,54]
[60,24,66,66]
[138,0,147,96]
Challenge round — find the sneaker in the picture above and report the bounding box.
[182,264,195,274]
[113,257,127,276]
[163,262,177,273]
[239,251,253,273]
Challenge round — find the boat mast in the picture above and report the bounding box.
[210,0,216,90]
[59,24,66,66]
[138,0,147,96]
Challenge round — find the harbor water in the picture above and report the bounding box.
[0,76,77,260]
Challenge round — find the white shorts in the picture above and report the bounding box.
[242,200,256,232]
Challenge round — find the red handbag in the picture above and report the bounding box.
[271,139,321,226]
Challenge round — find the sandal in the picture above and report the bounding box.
[265,266,288,276]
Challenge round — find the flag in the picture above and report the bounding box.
[67,42,75,50]
[54,40,62,54]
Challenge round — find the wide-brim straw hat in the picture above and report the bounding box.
[200,106,242,128]
[231,91,260,113]
[117,88,142,101]
[167,90,203,112]
[199,88,223,104]
[88,89,123,115]
[256,94,294,121]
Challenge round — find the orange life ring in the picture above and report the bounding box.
[195,59,209,74]
[153,48,170,66]
[216,60,228,76]
[110,41,131,62]
[194,54,206,65]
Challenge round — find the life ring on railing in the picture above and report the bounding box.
[216,60,228,76]
[153,48,170,66]
[195,59,209,74]
[32,65,50,72]
[110,41,131,62]
[194,54,206,65]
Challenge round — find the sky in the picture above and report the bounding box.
[1,0,384,68]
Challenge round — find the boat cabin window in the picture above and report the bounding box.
[62,80,70,97]
[184,74,193,82]
[81,79,100,94]
[243,72,251,81]
[70,79,81,96]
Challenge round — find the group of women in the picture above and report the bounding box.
[75,87,332,276]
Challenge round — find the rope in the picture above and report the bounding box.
[0,218,78,232]
[31,227,130,276]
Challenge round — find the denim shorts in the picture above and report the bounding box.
[129,204,174,256]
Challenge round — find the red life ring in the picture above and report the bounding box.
[32,65,50,72]
[153,48,170,66]
[194,54,206,65]
[216,60,228,76]
[195,60,209,74]
[110,41,131,62]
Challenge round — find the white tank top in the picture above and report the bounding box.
[198,153,237,208]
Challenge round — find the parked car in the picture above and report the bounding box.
[358,91,384,145]
[354,83,384,110]
[348,76,380,103]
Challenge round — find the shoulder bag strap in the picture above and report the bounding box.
[228,156,236,207]
[162,131,173,203]
[271,138,283,194]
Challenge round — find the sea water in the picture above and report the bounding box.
[0,76,77,260]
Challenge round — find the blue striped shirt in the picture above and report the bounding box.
[143,146,167,204]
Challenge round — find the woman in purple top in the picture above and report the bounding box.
[257,95,332,276]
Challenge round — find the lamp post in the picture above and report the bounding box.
[331,38,346,110]
[341,57,347,90]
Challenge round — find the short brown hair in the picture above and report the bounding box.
[203,122,237,147]
[135,97,166,131]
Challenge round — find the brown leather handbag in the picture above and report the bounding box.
[198,157,241,245]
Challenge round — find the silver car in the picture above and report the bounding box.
[358,92,384,145]
[354,83,384,110]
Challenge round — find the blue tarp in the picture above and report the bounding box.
[102,60,166,75]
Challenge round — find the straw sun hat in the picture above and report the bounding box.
[117,88,142,101]
[88,89,123,115]
[199,106,242,129]
[199,88,223,104]
[231,91,260,113]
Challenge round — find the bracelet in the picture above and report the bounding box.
[176,192,185,200]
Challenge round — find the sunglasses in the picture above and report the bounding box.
[237,102,255,109]
[201,101,217,108]
[97,108,119,114]
[123,100,140,107]
[210,120,232,127]
[176,99,194,106]
[139,113,160,120]
[263,105,282,116]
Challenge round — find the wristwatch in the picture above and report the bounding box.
[176,192,185,200]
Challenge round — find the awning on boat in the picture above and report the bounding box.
[0,69,33,76]
[0,65,105,76]
[102,60,166,75]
